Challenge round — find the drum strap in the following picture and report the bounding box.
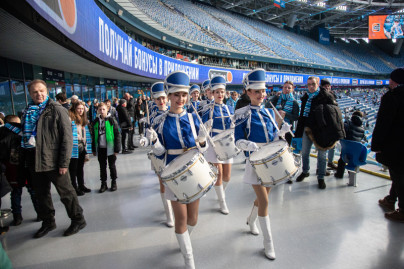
[264,108,280,132]
[187,113,200,150]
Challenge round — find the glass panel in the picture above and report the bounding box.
[73,84,81,98]
[82,86,89,102]
[95,85,101,100]
[107,90,112,100]
[65,84,73,98]
[100,85,106,101]
[11,80,27,116]
[89,86,95,101]
[0,79,13,116]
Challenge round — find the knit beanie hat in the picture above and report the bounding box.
[390,67,404,85]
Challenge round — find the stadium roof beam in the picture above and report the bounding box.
[246,4,272,16]
[346,0,404,7]
[223,0,253,9]
[310,12,346,27]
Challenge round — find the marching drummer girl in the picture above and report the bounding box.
[143,71,209,269]
[143,82,174,227]
[234,68,289,260]
[198,79,214,115]
[201,76,233,215]
[187,84,201,113]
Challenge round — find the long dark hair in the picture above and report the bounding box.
[69,101,88,126]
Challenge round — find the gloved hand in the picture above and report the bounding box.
[236,139,260,152]
[278,122,292,137]
[139,137,149,147]
[204,119,213,132]
[146,128,158,143]
[197,126,209,144]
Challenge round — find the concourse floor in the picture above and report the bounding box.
[1,147,403,269]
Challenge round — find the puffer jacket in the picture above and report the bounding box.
[21,100,73,172]
[344,115,366,142]
[297,88,345,150]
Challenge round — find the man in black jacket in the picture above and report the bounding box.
[295,76,345,189]
[235,88,250,110]
[21,79,85,238]
[124,93,135,149]
[372,67,404,223]
[116,99,133,154]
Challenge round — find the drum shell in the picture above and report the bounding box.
[211,129,241,161]
[161,149,217,204]
[249,141,299,186]
[148,151,165,175]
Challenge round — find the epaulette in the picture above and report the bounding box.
[152,110,169,128]
[234,106,251,122]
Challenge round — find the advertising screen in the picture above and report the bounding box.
[369,14,404,39]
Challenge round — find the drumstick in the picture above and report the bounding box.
[189,101,215,147]
[145,94,150,126]
[268,101,295,138]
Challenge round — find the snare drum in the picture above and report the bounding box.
[161,149,217,204]
[211,129,241,161]
[249,140,299,186]
[147,151,165,175]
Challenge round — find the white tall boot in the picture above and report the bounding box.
[258,216,276,260]
[246,205,259,235]
[214,185,229,215]
[187,224,195,236]
[176,231,195,269]
[223,181,229,191]
[160,193,174,227]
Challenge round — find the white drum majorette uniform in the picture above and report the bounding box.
[187,84,201,113]
[234,104,278,184]
[198,79,214,116]
[202,78,234,164]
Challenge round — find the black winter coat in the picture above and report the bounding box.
[296,88,345,150]
[235,93,250,110]
[0,123,22,164]
[371,85,404,167]
[116,105,131,129]
[126,98,135,118]
[344,115,366,142]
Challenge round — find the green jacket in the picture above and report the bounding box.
[92,115,121,156]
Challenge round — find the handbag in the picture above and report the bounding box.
[78,140,86,153]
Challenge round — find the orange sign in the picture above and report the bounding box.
[369,15,388,39]
[369,15,404,39]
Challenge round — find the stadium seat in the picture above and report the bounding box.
[340,139,368,187]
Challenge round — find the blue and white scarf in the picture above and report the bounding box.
[21,96,49,148]
[4,123,21,135]
[276,93,294,123]
[303,89,319,117]
[71,121,79,159]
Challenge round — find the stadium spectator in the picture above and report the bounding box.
[116,99,133,154]
[0,115,39,226]
[105,99,118,122]
[135,98,146,137]
[71,95,79,105]
[295,76,345,189]
[372,67,404,222]
[321,79,338,170]
[56,92,69,110]
[235,88,250,110]
[92,103,121,193]
[68,102,92,196]
[21,79,86,238]
[265,80,299,145]
[334,111,367,178]
[226,91,239,114]
[124,93,136,150]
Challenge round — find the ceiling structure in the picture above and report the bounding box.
[198,0,404,38]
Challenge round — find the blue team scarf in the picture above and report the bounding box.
[4,123,21,135]
[21,96,49,148]
[303,89,319,117]
[276,93,294,123]
[71,121,79,159]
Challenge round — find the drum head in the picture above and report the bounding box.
[249,140,287,161]
[161,149,199,177]
[212,128,234,141]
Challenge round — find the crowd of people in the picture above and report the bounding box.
[0,67,403,269]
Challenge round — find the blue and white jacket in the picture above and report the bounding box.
[234,105,278,156]
[152,110,204,164]
[201,103,233,137]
